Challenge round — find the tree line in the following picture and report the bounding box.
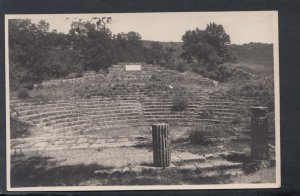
[9,19,234,90]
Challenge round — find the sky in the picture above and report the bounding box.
[6,11,277,44]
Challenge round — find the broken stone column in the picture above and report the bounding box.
[250,107,269,160]
[152,123,171,167]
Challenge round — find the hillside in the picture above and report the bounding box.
[228,43,274,67]
[142,40,273,67]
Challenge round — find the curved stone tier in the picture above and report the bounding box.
[10,88,258,138]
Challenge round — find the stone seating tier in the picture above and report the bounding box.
[10,90,259,136]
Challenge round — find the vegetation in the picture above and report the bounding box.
[16,88,30,99]
[9,19,181,90]
[171,87,188,111]
[181,23,234,67]
[189,129,212,146]
[10,117,32,139]
[226,76,274,110]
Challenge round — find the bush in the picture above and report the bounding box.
[171,89,187,111]
[231,114,242,125]
[191,63,253,82]
[74,82,113,98]
[32,94,49,104]
[10,117,32,139]
[16,88,31,99]
[189,129,212,146]
[172,95,187,111]
[174,62,189,73]
[226,77,274,110]
[188,124,232,146]
[22,82,35,90]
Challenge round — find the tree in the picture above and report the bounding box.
[149,42,165,65]
[181,22,232,69]
[9,19,52,88]
[164,46,176,67]
[69,20,115,72]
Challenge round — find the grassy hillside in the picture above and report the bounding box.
[142,40,273,68]
[228,43,273,67]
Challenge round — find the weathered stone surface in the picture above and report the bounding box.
[152,123,171,167]
[250,107,269,160]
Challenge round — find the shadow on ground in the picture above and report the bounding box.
[11,155,232,187]
[11,156,112,187]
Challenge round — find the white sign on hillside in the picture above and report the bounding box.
[125,64,142,71]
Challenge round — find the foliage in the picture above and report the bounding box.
[16,88,31,99]
[229,43,273,67]
[181,23,233,68]
[10,19,182,89]
[192,62,255,82]
[231,114,242,125]
[74,82,113,98]
[173,62,189,73]
[31,94,50,104]
[144,82,170,96]
[10,117,32,139]
[188,129,211,146]
[226,76,274,111]
[171,87,187,111]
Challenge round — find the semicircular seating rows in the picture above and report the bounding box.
[10,83,258,140]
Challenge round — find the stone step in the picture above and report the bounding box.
[16,105,77,115]
[51,119,91,129]
[200,108,237,113]
[196,119,232,124]
[12,102,73,111]
[143,107,198,111]
[31,113,83,124]
[17,110,82,121]
[143,111,195,115]
[93,159,243,178]
[17,107,143,121]
[15,103,142,115]
[11,98,139,107]
[49,117,142,130]
[199,105,237,109]
[34,112,142,126]
[36,116,90,127]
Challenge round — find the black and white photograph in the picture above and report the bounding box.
[5,11,280,191]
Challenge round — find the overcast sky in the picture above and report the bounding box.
[7,11,277,44]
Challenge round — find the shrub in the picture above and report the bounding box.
[191,63,253,82]
[144,82,170,96]
[231,115,242,125]
[197,109,214,119]
[16,88,30,99]
[32,94,49,104]
[188,129,212,146]
[65,72,78,79]
[22,82,35,90]
[10,117,32,139]
[171,88,187,111]
[174,62,189,73]
[172,95,187,111]
[74,82,113,98]
[188,124,231,146]
[226,76,274,111]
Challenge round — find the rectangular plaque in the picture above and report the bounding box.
[125,64,142,71]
